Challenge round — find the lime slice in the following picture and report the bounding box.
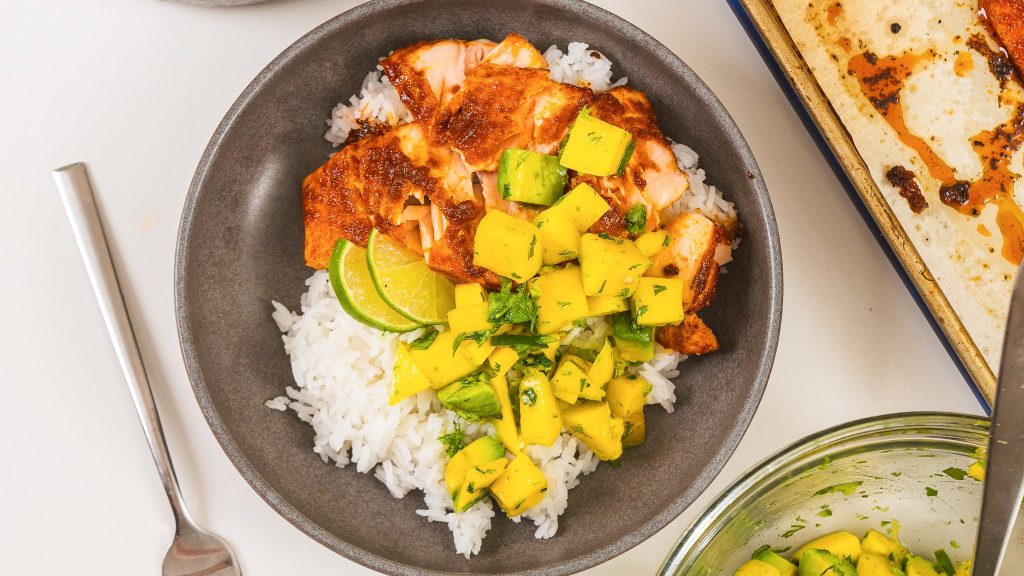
[328,238,421,333]
[366,229,456,325]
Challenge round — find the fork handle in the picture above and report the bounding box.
[53,162,194,530]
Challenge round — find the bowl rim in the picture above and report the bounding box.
[173,0,784,574]
[658,411,992,575]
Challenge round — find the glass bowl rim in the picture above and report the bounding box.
[659,411,991,574]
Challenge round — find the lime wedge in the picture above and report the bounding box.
[366,229,456,325]
[328,238,421,333]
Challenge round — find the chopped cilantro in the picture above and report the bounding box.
[570,423,590,438]
[926,487,938,497]
[814,481,863,497]
[521,387,537,406]
[780,524,805,538]
[408,329,439,350]
[487,279,538,328]
[528,235,537,258]
[452,330,491,354]
[558,248,575,258]
[490,333,551,356]
[653,284,667,295]
[636,304,649,318]
[942,467,967,480]
[597,232,624,244]
[616,288,630,298]
[556,300,572,309]
[934,550,955,575]
[598,279,607,293]
[437,425,467,457]
[624,204,646,235]
[661,234,670,247]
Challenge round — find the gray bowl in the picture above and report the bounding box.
[174,0,783,574]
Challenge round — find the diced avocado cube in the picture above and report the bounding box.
[454,283,487,308]
[448,305,491,334]
[562,401,624,461]
[579,233,651,297]
[531,266,589,334]
[559,109,634,176]
[794,531,862,563]
[797,550,856,576]
[497,148,568,206]
[473,209,543,282]
[632,277,685,326]
[437,374,501,421]
[606,376,648,448]
[582,340,614,400]
[490,454,548,517]
[551,355,590,404]
[518,372,562,447]
[551,183,610,232]
[635,230,670,257]
[389,343,433,405]
[586,294,629,317]
[753,550,796,576]
[610,312,654,362]
[905,556,941,576]
[733,559,781,576]
[444,435,506,496]
[856,553,896,576]
[488,374,522,455]
[409,331,480,387]
[454,457,508,512]
[535,209,582,264]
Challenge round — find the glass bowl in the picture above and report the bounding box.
[660,412,1024,575]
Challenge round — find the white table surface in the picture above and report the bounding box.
[2,0,988,574]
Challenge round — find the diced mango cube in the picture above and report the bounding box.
[488,346,519,377]
[454,457,508,512]
[559,111,634,177]
[458,337,494,366]
[519,372,562,447]
[635,230,670,257]
[535,209,582,264]
[579,233,651,297]
[581,340,615,400]
[531,266,589,334]
[562,401,624,461]
[632,277,685,326]
[490,454,548,517]
[606,376,649,447]
[473,209,542,281]
[444,436,506,496]
[409,331,479,387]
[586,294,628,317]
[551,356,589,404]
[550,183,610,232]
[448,305,490,334]
[389,343,433,405]
[454,283,487,308]
[489,374,522,455]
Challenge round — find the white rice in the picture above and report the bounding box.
[268,41,734,558]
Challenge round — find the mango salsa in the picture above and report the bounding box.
[634,230,670,257]
[448,305,490,333]
[586,294,629,317]
[453,457,508,512]
[454,283,487,308]
[581,340,615,401]
[444,436,506,496]
[606,376,649,447]
[559,109,634,177]
[562,401,625,461]
[532,266,589,334]
[535,208,581,264]
[489,374,522,455]
[632,277,685,326]
[389,343,433,405]
[490,454,548,517]
[519,372,562,447]
[473,209,543,282]
[579,233,651,297]
[550,183,610,232]
[550,355,589,404]
[409,330,480,387]
[488,346,519,377]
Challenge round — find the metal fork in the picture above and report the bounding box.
[54,162,242,576]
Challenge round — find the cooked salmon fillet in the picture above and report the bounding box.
[982,0,1024,74]
[442,63,592,171]
[304,122,489,280]
[380,38,496,124]
[645,212,728,312]
[573,87,690,236]
[656,314,719,355]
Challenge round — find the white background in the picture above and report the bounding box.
[2,0,987,574]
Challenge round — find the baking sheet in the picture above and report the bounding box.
[731,0,1024,406]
